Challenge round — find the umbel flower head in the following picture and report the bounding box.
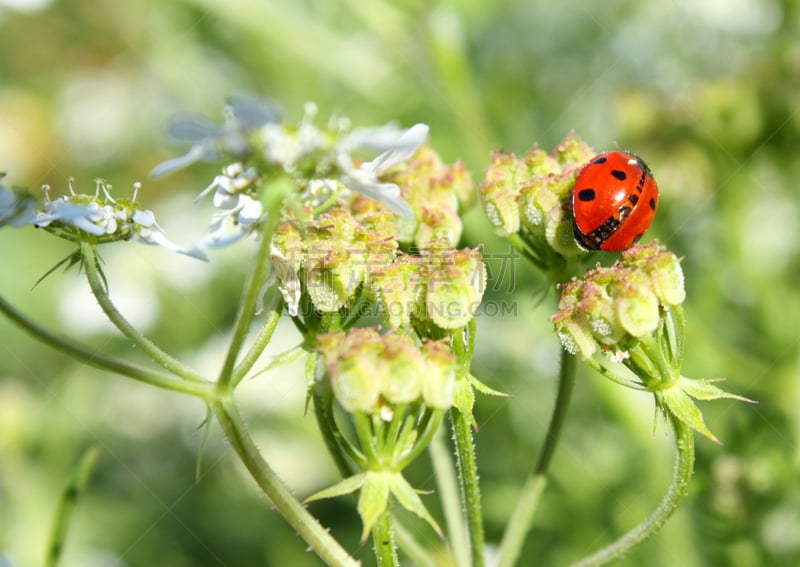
[310,328,454,541]
[480,132,595,264]
[151,97,475,255]
[316,327,456,415]
[551,242,753,443]
[551,242,685,361]
[0,178,203,259]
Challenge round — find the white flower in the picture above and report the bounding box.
[337,123,428,217]
[0,184,38,227]
[2,178,205,259]
[150,94,281,178]
[192,163,265,250]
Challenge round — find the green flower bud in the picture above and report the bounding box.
[319,328,384,413]
[381,333,423,404]
[551,130,596,168]
[423,247,486,330]
[520,145,562,177]
[612,270,660,338]
[369,257,424,329]
[480,152,521,236]
[420,340,457,409]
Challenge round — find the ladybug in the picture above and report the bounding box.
[571,151,658,252]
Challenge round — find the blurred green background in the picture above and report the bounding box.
[1,0,798,565]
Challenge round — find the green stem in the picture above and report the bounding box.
[429,424,470,567]
[81,243,206,384]
[354,411,381,466]
[395,409,444,470]
[0,295,213,399]
[312,372,366,473]
[211,395,359,567]
[569,414,695,567]
[497,348,577,567]
[372,509,399,567]
[392,519,439,567]
[230,291,283,389]
[217,206,282,391]
[451,406,485,567]
[44,445,101,567]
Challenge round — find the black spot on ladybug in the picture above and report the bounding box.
[611,170,627,181]
[577,188,596,201]
[591,156,608,164]
[628,193,639,206]
[636,172,646,191]
[649,197,656,210]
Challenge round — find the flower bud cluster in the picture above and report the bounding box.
[550,242,685,360]
[368,244,486,330]
[377,143,474,249]
[480,132,594,257]
[270,201,486,330]
[317,328,456,415]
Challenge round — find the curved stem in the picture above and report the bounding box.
[211,394,359,567]
[0,295,213,399]
[81,243,206,384]
[372,509,399,567]
[451,406,485,567]
[497,348,577,567]
[217,204,282,391]
[230,291,283,388]
[569,413,695,567]
[312,367,366,473]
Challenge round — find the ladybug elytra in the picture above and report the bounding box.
[571,151,658,252]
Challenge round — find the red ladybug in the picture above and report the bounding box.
[571,151,658,251]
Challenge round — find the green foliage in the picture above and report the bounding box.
[2,1,798,566]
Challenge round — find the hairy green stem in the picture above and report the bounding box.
[497,348,577,567]
[0,295,213,398]
[312,369,366,473]
[217,203,282,391]
[429,424,470,567]
[373,510,399,567]
[451,407,485,567]
[81,243,206,384]
[211,395,359,567]
[569,414,695,567]
[230,291,283,388]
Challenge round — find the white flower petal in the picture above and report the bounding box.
[149,141,218,178]
[237,196,264,224]
[137,229,207,260]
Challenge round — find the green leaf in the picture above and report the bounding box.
[304,473,365,504]
[34,250,82,289]
[467,374,508,397]
[660,387,721,444]
[678,377,756,403]
[389,473,443,537]
[358,472,391,542]
[452,377,475,425]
